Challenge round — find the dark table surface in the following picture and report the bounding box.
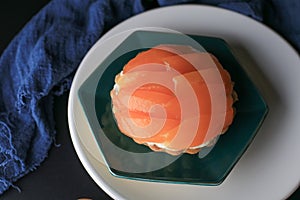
[0,1,299,200]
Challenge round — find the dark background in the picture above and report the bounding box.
[0,1,299,199]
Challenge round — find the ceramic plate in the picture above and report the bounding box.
[77,30,268,185]
[68,5,300,200]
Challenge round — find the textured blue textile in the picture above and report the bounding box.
[0,0,299,194]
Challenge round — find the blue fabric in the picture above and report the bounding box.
[0,0,299,194]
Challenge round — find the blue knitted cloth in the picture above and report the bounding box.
[0,0,299,194]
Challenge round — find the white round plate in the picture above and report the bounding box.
[68,5,300,200]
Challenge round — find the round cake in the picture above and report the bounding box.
[110,44,237,155]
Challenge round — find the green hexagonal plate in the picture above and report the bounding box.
[78,30,268,185]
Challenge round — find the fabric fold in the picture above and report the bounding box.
[0,0,143,194]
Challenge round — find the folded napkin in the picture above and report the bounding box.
[0,0,299,194]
